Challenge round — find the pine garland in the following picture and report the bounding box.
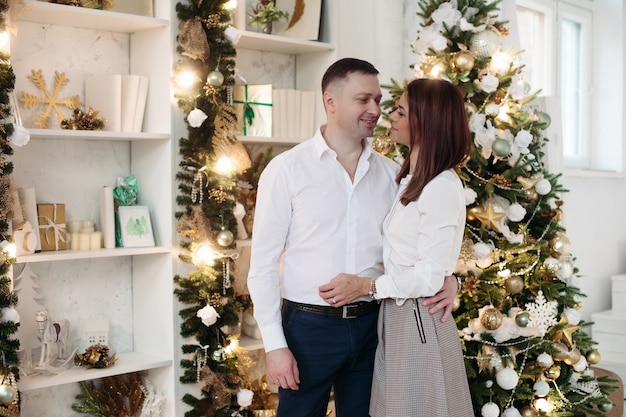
[174,1,253,416]
[0,2,21,415]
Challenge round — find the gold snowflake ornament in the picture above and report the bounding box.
[19,69,81,129]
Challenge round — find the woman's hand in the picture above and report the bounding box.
[319,273,371,307]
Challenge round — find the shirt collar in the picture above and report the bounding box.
[313,124,375,161]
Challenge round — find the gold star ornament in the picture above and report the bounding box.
[472,202,505,232]
[552,317,580,347]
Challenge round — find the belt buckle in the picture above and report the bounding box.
[342,304,357,319]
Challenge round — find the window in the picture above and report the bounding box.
[516,0,622,173]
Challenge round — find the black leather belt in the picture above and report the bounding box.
[283,299,378,319]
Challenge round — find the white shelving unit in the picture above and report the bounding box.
[12,1,176,416]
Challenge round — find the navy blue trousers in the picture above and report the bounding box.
[277,303,379,417]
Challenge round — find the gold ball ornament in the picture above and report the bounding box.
[505,276,524,294]
[0,384,16,405]
[372,134,393,155]
[545,364,561,380]
[550,232,571,255]
[551,342,570,361]
[453,51,475,72]
[519,406,538,417]
[481,307,503,330]
[469,27,501,58]
[586,349,601,365]
[207,70,225,86]
[216,228,234,247]
[564,347,581,365]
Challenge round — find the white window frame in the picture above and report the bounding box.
[558,2,593,169]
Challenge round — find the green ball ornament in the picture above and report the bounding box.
[598,400,614,412]
[207,70,225,86]
[216,229,234,247]
[536,111,551,129]
[515,311,530,327]
[0,384,16,405]
[492,138,511,157]
[212,345,226,362]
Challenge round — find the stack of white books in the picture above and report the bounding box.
[84,74,149,133]
[272,89,316,141]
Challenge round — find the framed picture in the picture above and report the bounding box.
[118,206,155,248]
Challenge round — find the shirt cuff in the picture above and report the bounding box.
[259,322,288,352]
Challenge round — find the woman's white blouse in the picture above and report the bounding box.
[375,169,466,304]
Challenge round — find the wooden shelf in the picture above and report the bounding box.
[21,0,167,33]
[28,128,170,142]
[234,30,333,54]
[19,351,172,391]
[16,247,171,264]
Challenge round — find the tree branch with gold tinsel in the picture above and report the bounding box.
[72,372,164,417]
[373,1,619,415]
[173,1,254,417]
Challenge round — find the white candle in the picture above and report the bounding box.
[78,233,90,250]
[89,232,102,250]
[70,233,80,250]
[81,221,95,233]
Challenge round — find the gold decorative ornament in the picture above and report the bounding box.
[19,69,81,128]
[551,342,570,362]
[504,275,524,294]
[586,349,601,365]
[453,51,475,72]
[178,18,211,62]
[552,318,580,347]
[519,405,538,417]
[372,134,393,155]
[481,306,503,330]
[60,107,106,130]
[545,364,561,380]
[473,202,505,232]
[563,347,581,366]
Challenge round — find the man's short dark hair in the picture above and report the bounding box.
[321,58,379,92]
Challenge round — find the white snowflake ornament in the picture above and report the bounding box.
[525,290,558,336]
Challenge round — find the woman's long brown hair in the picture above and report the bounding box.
[397,78,471,205]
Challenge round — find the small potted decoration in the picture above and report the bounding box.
[248,0,289,34]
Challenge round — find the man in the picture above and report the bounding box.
[247,58,458,417]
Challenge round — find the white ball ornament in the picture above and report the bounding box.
[474,241,492,259]
[207,70,225,86]
[535,179,552,195]
[536,352,554,369]
[533,380,550,397]
[0,307,19,323]
[0,384,16,405]
[481,401,500,417]
[216,228,234,247]
[543,257,559,273]
[503,407,523,417]
[470,27,501,58]
[563,308,581,325]
[496,367,519,390]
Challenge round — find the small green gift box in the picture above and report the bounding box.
[233,84,273,137]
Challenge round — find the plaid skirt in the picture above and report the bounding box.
[369,298,474,417]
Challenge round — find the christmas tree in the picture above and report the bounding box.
[372,1,619,416]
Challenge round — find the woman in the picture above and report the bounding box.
[320,77,473,416]
[369,78,473,416]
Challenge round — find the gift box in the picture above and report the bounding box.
[234,84,273,137]
[37,203,68,251]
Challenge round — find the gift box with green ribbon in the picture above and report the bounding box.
[234,84,273,137]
